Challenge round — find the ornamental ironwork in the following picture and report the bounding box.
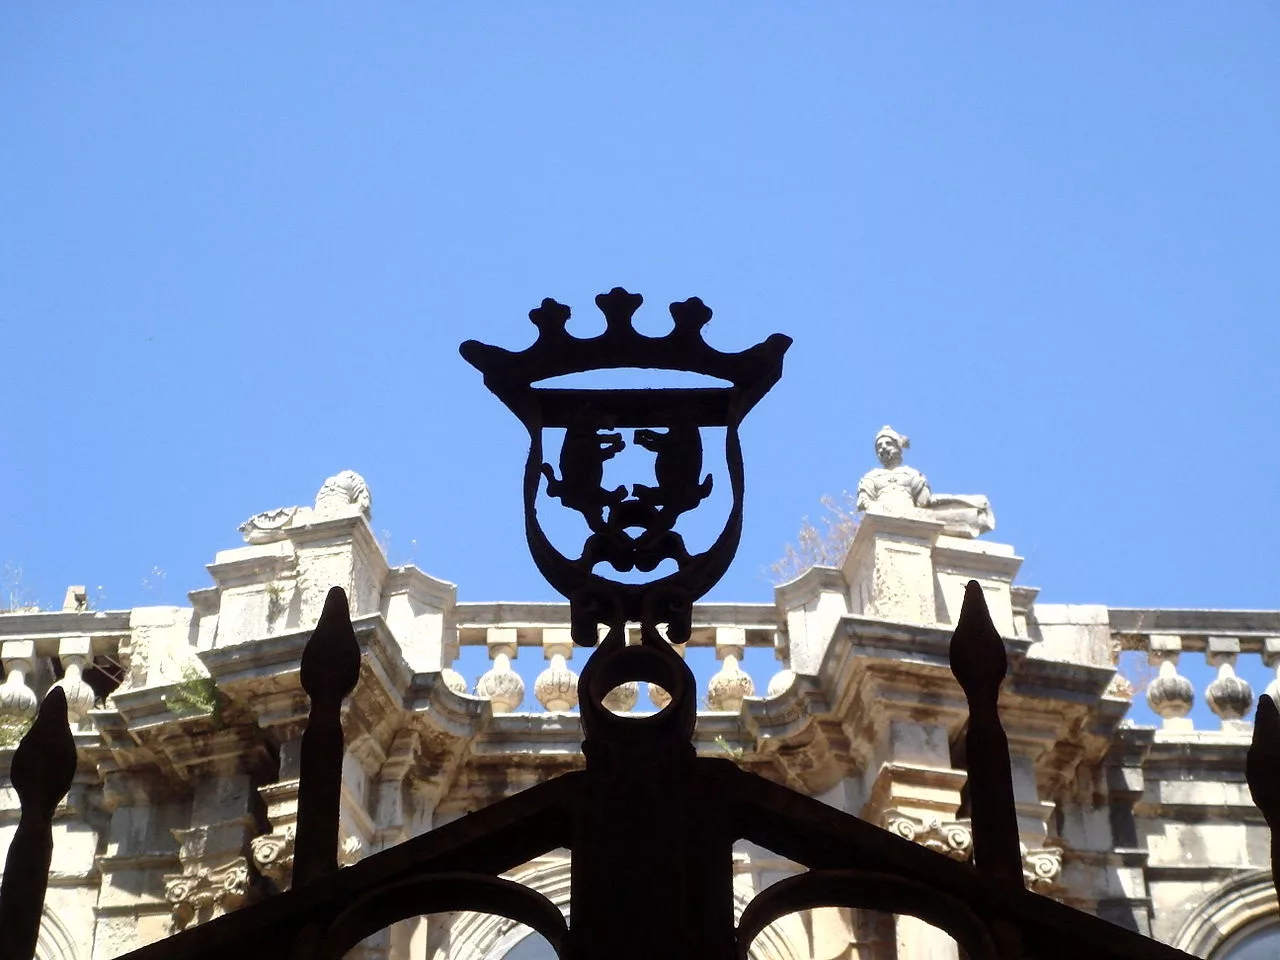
[1,288,1275,960]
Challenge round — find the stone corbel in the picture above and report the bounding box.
[249,828,294,886]
[163,858,251,931]
[882,808,973,861]
[1022,845,1064,892]
[250,826,363,890]
[883,808,1064,892]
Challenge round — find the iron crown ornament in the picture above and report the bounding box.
[461,287,790,733]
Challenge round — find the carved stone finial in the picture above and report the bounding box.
[238,506,300,544]
[314,470,372,521]
[855,427,995,538]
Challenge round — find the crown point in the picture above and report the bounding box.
[669,297,712,334]
[595,288,644,333]
[529,298,571,332]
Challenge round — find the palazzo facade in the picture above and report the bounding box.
[1,458,1277,960]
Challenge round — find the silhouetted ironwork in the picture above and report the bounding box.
[1247,695,1280,902]
[950,582,1023,890]
[0,287,1262,960]
[0,688,76,960]
[295,587,362,886]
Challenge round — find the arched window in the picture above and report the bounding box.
[1174,871,1279,959]
[1213,922,1280,960]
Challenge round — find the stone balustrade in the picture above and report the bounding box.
[1111,609,1280,732]
[447,602,788,714]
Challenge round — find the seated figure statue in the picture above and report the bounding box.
[855,426,995,538]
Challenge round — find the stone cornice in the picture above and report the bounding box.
[1110,608,1280,636]
[383,565,457,611]
[0,609,131,640]
[205,541,296,589]
[932,540,1024,581]
[771,565,847,613]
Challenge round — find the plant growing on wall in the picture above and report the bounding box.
[162,663,224,728]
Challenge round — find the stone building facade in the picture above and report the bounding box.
[1,456,1278,960]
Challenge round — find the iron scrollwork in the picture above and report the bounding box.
[460,287,791,735]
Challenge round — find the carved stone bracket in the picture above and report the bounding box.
[163,858,251,931]
[249,829,294,886]
[883,808,1064,892]
[883,809,973,861]
[250,826,363,890]
[1022,845,1064,892]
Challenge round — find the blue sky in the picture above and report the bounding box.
[2,5,1277,714]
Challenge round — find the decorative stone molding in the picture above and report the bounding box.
[883,810,1063,892]
[882,809,973,861]
[339,834,364,867]
[249,829,294,886]
[1022,845,1064,892]
[1173,869,1278,957]
[238,506,301,544]
[163,857,251,931]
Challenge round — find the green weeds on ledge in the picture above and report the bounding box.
[162,664,224,728]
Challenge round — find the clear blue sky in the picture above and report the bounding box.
[3,3,1277,638]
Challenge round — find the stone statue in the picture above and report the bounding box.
[856,426,995,538]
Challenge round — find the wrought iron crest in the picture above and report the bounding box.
[462,288,790,742]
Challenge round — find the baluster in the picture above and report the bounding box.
[477,628,524,713]
[1146,635,1194,731]
[0,642,38,722]
[534,629,579,712]
[648,641,685,709]
[0,687,77,960]
[1247,695,1280,904]
[294,587,361,886]
[1207,636,1254,731]
[54,636,96,723]
[708,627,754,712]
[949,580,1022,889]
[767,668,796,697]
[1264,637,1280,703]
